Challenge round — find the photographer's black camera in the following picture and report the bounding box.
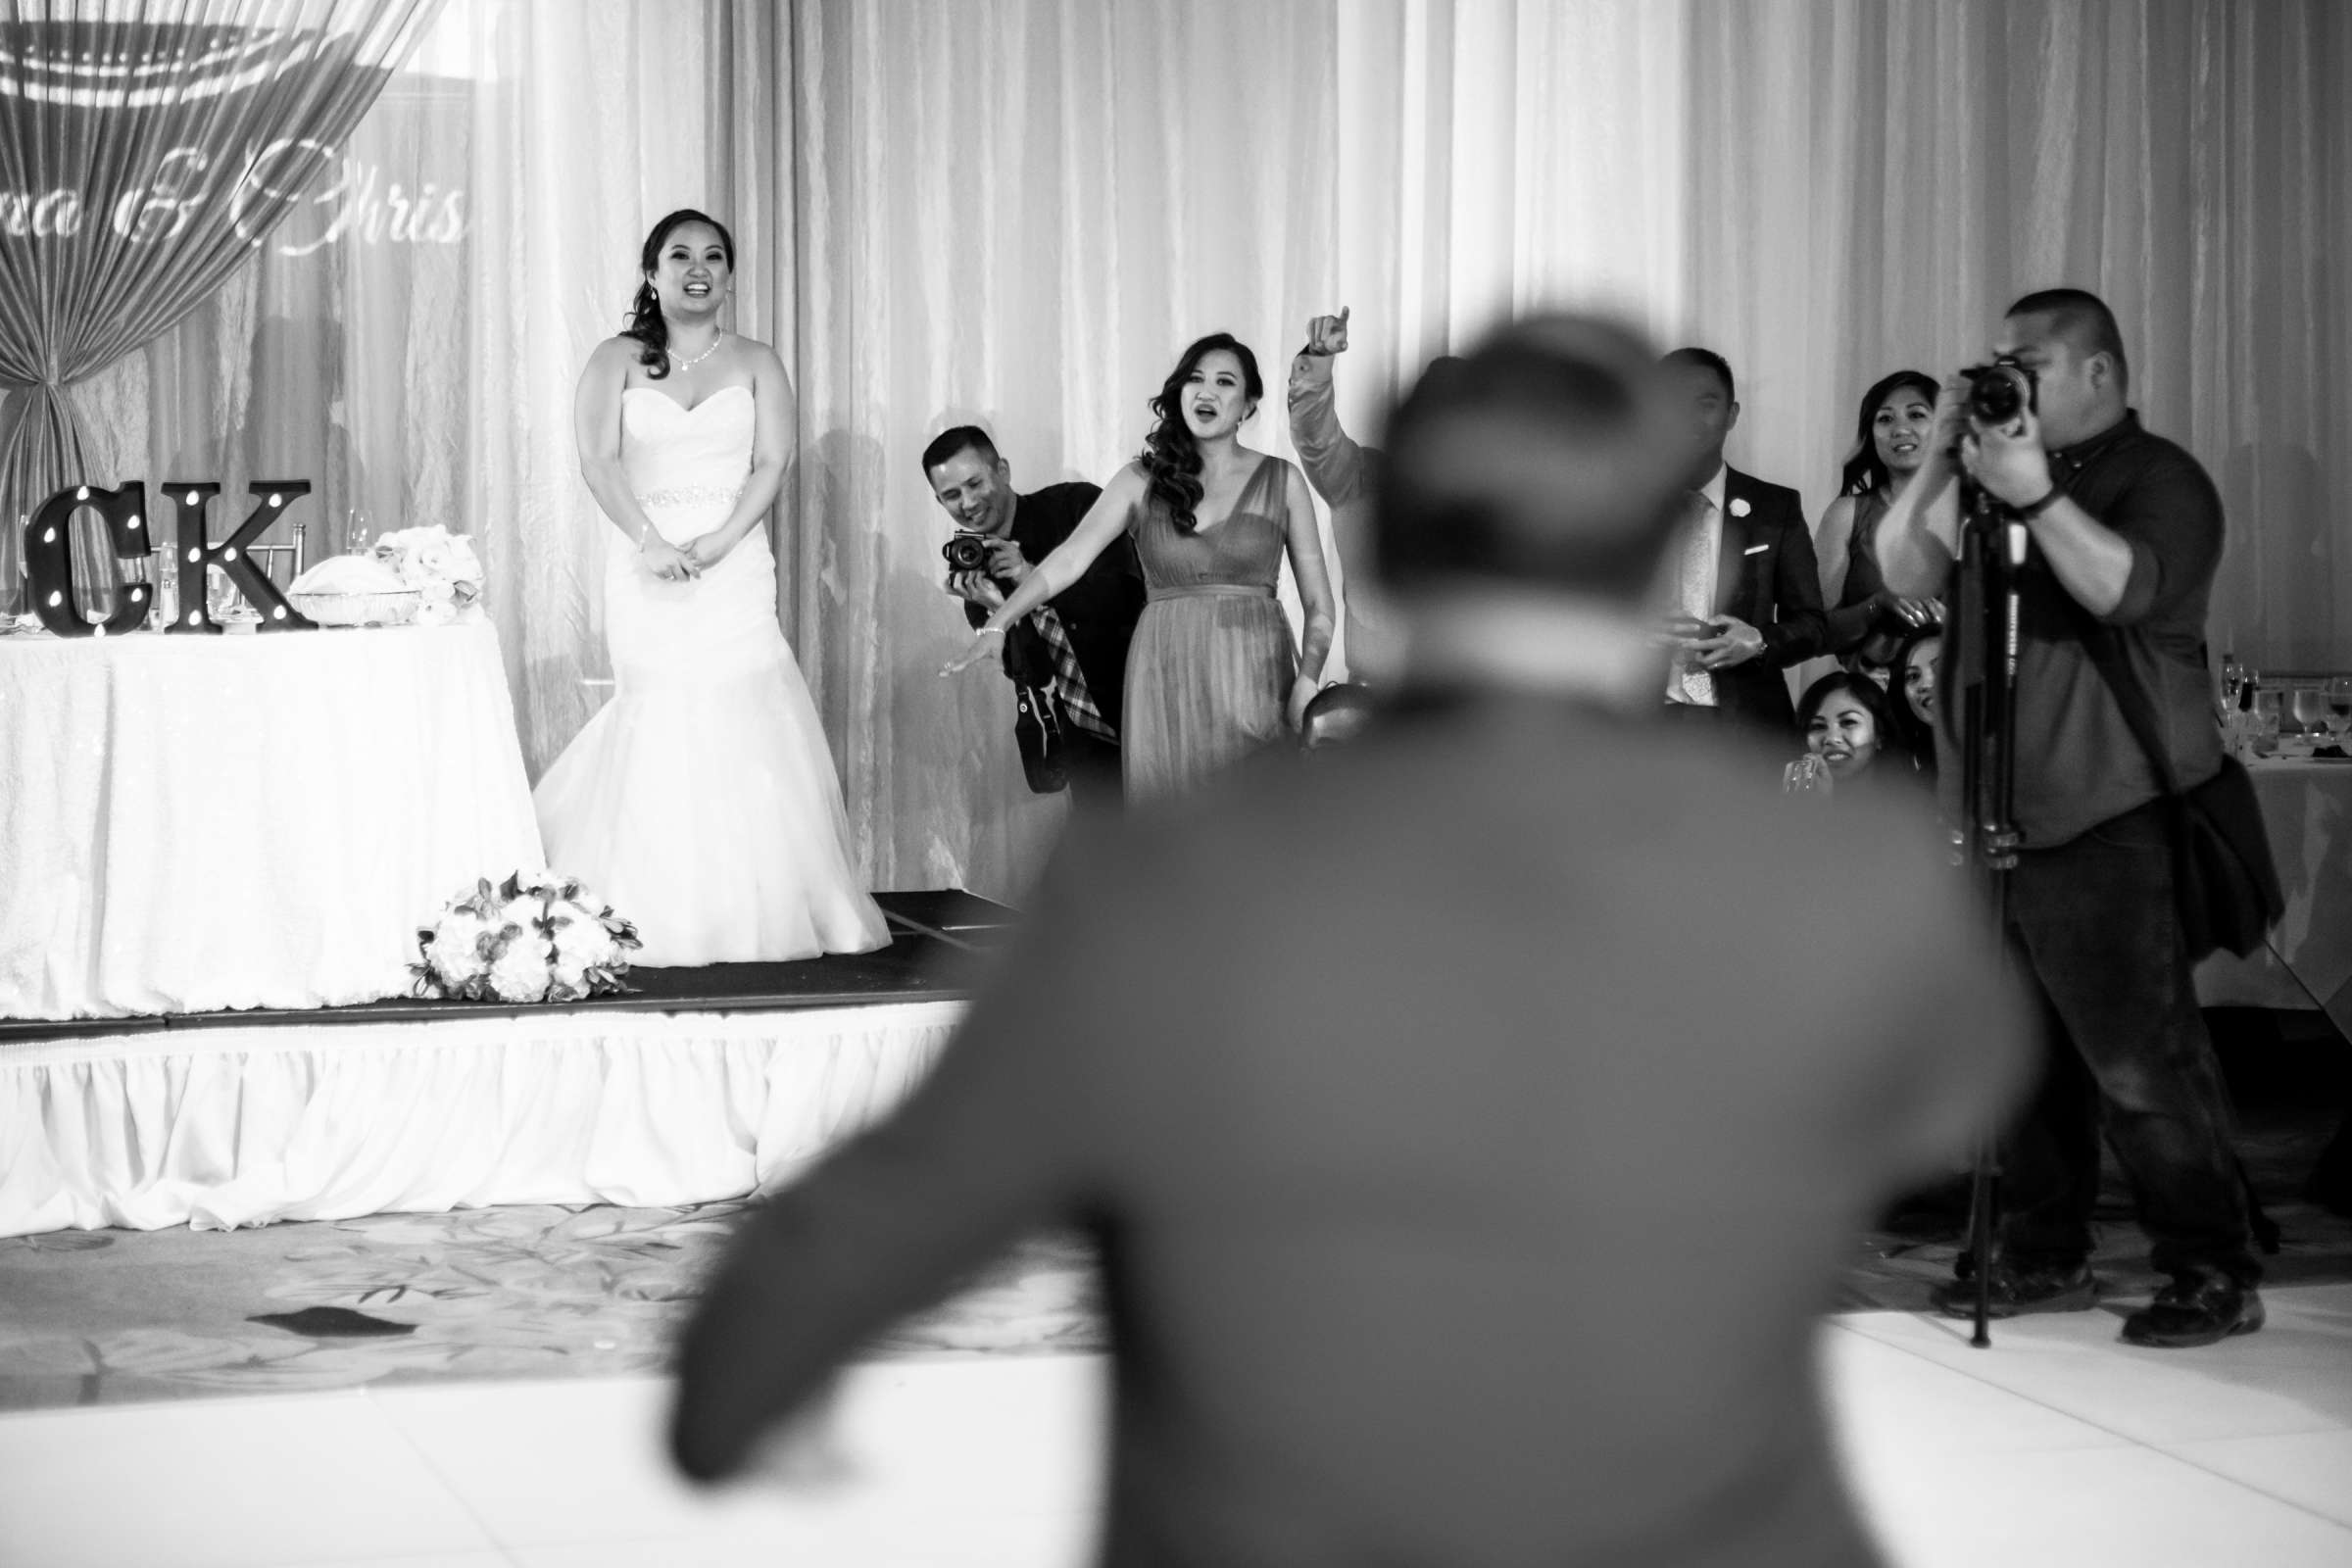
[942,532,992,573]
[1960,358,2037,424]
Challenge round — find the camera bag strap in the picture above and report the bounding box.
[2080,623,2282,960]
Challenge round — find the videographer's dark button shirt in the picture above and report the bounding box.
[1937,412,2226,847]
[960,481,1147,734]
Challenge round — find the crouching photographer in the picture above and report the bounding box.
[1872,288,2278,1348]
[923,426,1145,807]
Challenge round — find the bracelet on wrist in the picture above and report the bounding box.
[978,624,1006,640]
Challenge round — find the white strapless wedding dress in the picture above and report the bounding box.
[533,384,889,965]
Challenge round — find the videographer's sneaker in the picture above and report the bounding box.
[1930,1260,2097,1319]
[2121,1273,2264,1348]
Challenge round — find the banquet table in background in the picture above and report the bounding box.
[2195,757,2352,1041]
[0,621,545,1020]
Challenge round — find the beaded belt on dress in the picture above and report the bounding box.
[1148,584,1276,602]
[635,485,742,509]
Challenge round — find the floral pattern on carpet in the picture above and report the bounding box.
[2,1093,2340,1412]
[0,1202,1104,1410]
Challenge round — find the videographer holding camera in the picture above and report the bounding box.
[924,426,1146,805]
[1873,287,2260,1348]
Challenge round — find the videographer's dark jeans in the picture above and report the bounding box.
[1997,798,2258,1286]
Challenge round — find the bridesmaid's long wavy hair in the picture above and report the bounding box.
[1139,332,1262,533]
[1837,368,1938,497]
[623,208,737,380]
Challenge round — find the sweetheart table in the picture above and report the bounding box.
[0,620,544,1020]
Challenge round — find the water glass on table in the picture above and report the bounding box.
[2247,689,2284,759]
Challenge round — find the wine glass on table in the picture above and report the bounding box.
[2218,653,2246,720]
[2290,687,2328,749]
[2325,675,2352,749]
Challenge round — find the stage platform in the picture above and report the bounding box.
[0,892,1017,1239]
[0,889,1018,1044]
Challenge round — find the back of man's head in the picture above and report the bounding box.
[1374,314,1687,601]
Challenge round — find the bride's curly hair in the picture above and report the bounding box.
[623,209,736,380]
[1140,332,1261,533]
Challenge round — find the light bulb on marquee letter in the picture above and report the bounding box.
[165,480,318,635]
[22,482,151,638]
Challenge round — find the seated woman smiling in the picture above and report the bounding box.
[1785,670,1915,798]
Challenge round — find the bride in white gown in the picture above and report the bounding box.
[534,209,889,966]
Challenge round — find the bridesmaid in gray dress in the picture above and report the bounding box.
[947,333,1337,801]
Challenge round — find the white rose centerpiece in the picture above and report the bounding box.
[412,871,641,1004]
[373,525,486,624]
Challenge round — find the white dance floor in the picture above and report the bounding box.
[2,1286,2347,1567]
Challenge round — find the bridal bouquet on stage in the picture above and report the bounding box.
[412,871,642,1004]
[370,525,485,626]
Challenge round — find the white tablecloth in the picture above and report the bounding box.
[2194,757,2352,1038]
[0,621,545,1019]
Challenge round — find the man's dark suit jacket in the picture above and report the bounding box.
[960,481,1146,735]
[1706,466,1824,736]
[672,697,2028,1567]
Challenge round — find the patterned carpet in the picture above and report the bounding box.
[3,1045,2342,1414]
[0,1203,1102,1411]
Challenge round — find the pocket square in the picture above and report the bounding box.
[1742,543,1769,556]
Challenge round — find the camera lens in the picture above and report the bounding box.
[1967,369,2025,424]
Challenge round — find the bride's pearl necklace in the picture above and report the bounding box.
[666,332,723,371]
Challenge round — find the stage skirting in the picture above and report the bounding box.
[0,999,960,1238]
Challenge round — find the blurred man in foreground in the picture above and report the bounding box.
[672,314,2032,1567]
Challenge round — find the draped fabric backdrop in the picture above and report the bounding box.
[0,0,445,611]
[45,0,2352,903]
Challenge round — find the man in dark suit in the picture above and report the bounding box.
[674,317,2030,1566]
[1657,347,1825,737]
[926,425,1146,804]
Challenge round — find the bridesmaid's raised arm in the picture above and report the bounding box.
[1279,453,1336,723]
[942,464,1147,676]
[1279,461,1338,727]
